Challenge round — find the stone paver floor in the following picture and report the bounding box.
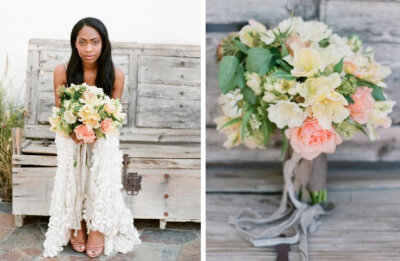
[0,202,200,261]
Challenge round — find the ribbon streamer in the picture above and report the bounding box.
[228,152,333,261]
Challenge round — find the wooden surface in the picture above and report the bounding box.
[206,166,400,260]
[206,0,400,164]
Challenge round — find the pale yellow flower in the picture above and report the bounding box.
[78,104,101,123]
[291,47,325,77]
[311,92,350,129]
[298,73,342,105]
[371,100,395,128]
[267,100,306,128]
[245,72,262,95]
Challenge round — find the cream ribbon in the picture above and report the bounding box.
[72,142,91,237]
[228,152,333,261]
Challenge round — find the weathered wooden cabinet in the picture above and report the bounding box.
[12,39,201,228]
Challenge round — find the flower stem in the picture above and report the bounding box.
[309,188,327,205]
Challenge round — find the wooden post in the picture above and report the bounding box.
[11,127,25,227]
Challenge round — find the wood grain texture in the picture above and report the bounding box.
[206,165,400,260]
[320,0,400,43]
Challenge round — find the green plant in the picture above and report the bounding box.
[0,55,25,202]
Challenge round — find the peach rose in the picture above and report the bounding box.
[74,124,96,143]
[285,118,343,160]
[349,86,374,124]
[100,118,113,133]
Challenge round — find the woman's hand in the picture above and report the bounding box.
[69,132,83,145]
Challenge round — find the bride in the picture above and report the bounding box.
[42,17,141,258]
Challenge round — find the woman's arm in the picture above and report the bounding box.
[111,67,125,100]
[53,64,67,108]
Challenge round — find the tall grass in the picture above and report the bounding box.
[0,55,25,202]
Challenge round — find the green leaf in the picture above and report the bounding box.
[352,122,369,138]
[242,87,257,104]
[241,108,254,140]
[271,69,297,81]
[276,59,293,72]
[235,64,245,89]
[280,128,289,159]
[344,95,355,104]
[245,47,273,76]
[261,118,275,146]
[333,57,344,73]
[280,43,289,57]
[234,39,249,54]
[220,117,241,130]
[218,56,239,94]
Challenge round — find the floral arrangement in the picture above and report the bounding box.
[215,17,395,161]
[49,83,125,143]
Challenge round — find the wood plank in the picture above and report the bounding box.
[206,190,400,260]
[12,167,200,222]
[139,55,200,86]
[23,124,201,142]
[206,166,400,193]
[320,0,400,43]
[21,139,200,158]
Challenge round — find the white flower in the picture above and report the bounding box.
[239,19,267,47]
[297,20,332,43]
[63,110,77,124]
[218,88,244,118]
[245,72,262,95]
[262,92,277,103]
[371,100,395,128]
[267,100,306,128]
[260,17,304,45]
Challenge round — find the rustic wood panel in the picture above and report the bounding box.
[207,192,400,260]
[139,56,200,86]
[124,168,200,220]
[206,166,400,193]
[13,167,200,222]
[207,126,400,164]
[320,0,400,43]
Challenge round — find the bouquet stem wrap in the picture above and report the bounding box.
[229,152,333,261]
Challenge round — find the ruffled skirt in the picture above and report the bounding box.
[43,132,141,257]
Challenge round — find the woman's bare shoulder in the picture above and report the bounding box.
[114,67,124,80]
[54,63,67,83]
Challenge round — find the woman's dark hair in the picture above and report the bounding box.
[67,17,114,96]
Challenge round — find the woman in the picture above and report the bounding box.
[43,17,141,258]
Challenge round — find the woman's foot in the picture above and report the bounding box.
[70,220,87,252]
[86,230,104,257]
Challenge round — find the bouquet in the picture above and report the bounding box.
[49,83,125,143]
[215,17,395,161]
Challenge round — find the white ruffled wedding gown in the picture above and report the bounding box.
[43,132,141,257]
